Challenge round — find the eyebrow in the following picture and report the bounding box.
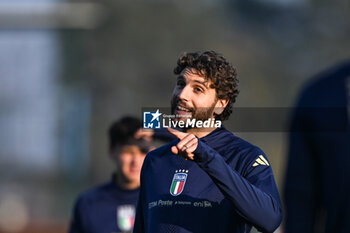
[177,75,209,89]
[193,80,208,88]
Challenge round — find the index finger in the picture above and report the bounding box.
[167,127,187,140]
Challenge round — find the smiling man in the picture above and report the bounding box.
[133,51,282,233]
[170,67,226,134]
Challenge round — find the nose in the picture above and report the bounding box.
[178,85,191,102]
[130,154,138,166]
[131,153,144,167]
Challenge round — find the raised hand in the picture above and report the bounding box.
[167,128,198,160]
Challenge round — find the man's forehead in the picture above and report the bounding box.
[120,145,143,153]
[180,68,210,85]
[118,142,150,154]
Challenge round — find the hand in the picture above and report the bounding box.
[167,128,198,160]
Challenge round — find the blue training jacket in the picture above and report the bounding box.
[134,126,282,233]
[69,177,139,233]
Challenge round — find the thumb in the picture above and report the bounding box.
[171,145,179,155]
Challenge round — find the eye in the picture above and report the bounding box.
[194,86,204,93]
[177,79,186,88]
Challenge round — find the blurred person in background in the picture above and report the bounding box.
[69,116,155,233]
[284,61,350,233]
[133,51,282,233]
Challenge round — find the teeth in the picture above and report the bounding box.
[178,106,189,111]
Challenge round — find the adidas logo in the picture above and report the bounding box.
[252,155,270,167]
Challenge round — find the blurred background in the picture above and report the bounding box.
[0,0,349,232]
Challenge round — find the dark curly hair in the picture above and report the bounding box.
[173,51,239,121]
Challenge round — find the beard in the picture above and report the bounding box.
[170,96,217,129]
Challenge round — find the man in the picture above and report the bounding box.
[69,116,154,233]
[284,61,350,233]
[133,51,282,233]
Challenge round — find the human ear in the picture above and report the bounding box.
[214,98,229,115]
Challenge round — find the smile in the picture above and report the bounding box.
[177,105,191,112]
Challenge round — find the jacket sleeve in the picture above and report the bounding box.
[68,197,85,233]
[194,141,282,233]
[283,95,321,233]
